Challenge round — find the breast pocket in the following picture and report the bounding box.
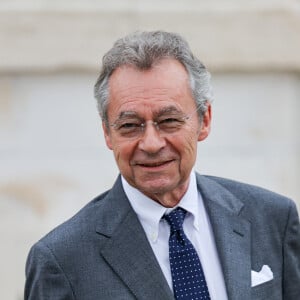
[251,277,282,300]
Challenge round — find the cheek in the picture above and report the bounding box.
[167,132,198,162]
[113,141,136,165]
[181,132,199,155]
[183,142,198,165]
[184,124,201,153]
[176,136,199,172]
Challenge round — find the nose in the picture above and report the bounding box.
[138,121,166,153]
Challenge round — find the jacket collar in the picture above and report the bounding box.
[95,176,174,300]
[95,174,252,300]
[196,174,251,300]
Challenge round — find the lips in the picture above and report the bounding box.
[134,160,174,168]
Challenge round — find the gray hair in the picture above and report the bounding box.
[94,31,213,125]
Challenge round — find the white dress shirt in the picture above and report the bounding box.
[122,171,228,300]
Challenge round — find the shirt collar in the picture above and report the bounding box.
[121,171,200,242]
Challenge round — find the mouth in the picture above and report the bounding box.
[134,160,175,168]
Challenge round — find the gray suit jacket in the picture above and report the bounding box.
[25,174,300,299]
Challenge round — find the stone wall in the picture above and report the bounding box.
[0,1,299,299]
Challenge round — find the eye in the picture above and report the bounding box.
[117,121,143,135]
[119,122,140,129]
[159,118,183,126]
[158,117,185,132]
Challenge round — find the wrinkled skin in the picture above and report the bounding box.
[103,59,211,207]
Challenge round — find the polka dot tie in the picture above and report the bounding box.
[164,207,211,300]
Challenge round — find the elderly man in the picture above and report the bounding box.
[25,31,300,300]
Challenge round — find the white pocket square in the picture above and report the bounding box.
[251,265,273,287]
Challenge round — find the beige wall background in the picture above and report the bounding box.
[0,1,299,299]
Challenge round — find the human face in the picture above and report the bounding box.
[103,59,211,207]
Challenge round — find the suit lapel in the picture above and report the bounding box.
[95,177,173,300]
[197,175,252,300]
[94,174,252,299]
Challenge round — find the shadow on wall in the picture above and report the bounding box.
[0,174,78,216]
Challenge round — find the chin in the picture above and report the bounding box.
[137,180,178,196]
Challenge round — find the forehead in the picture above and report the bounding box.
[107,59,195,117]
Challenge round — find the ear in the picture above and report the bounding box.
[102,121,113,150]
[198,102,212,141]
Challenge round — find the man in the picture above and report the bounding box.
[25,31,300,300]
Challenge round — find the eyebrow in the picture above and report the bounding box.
[117,111,141,119]
[116,106,183,120]
[155,106,182,116]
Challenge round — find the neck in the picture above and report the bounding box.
[143,179,190,208]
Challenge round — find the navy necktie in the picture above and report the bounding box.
[164,207,211,300]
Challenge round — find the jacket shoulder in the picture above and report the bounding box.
[202,174,294,209]
[203,174,283,195]
[36,189,111,250]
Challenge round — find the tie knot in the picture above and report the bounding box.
[164,207,187,232]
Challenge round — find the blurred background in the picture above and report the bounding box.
[0,0,299,299]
